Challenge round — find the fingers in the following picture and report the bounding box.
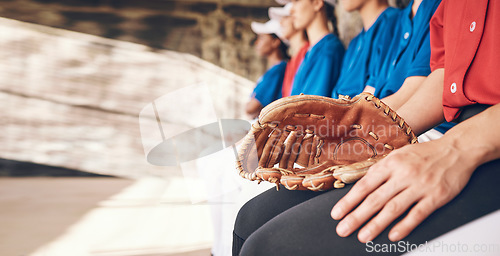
[257,128,281,167]
[388,193,449,241]
[334,176,408,238]
[331,163,391,221]
[357,187,420,243]
[329,140,472,243]
[280,130,304,169]
[259,128,290,168]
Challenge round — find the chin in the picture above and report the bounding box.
[293,22,306,31]
[283,32,293,40]
[341,3,356,12]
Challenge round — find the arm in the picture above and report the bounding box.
[246,98,263,119]
[381,31,434,111]
[363,85,375,94]
[368,69,444,135]
[248,63,286,119]
[381,75,426,111]
[440,104,500,165]
[330,68,500,243]
[395,69,445,135]
[307,45,345,97]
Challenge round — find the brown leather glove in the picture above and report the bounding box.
[236,93,418,191]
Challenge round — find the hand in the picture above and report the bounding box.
[330,138,480,242]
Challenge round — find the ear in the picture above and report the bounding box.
[312,0,325,12]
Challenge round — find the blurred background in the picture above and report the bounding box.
[0,0,409,255]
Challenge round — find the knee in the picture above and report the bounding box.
[233,199,263,256]
[239,228,274,256]
[233,199,258,240]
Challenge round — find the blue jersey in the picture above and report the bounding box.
[367,0,441,99]
[332,7,400,99]
[290,34,345,97]
[366,0,454,134]
[252,61,287,107]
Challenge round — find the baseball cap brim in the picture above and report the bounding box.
[269,3,292,21]
[251,20,289,45]
[275,0,289,5]
[275,0,336,6]
[251,20,280,35]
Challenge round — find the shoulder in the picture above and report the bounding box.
[375,7,401,30]
[324,34,343,46]
[268,61,287,73]
[420,0,443,14]
[380,7,401,20]
[320,34,345,53]
[369,7,402,40]
[277,60,288,70]
[414,0,443,26]
[345,33,363,55]
[349,33,362,45]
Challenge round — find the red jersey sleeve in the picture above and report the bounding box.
[430,1,445,71]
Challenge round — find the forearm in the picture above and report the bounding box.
[246,98,263,119]
[440,103,500,167]
[363,85,375,94]
[396,69,445,135]
[331,103,500,243]
[382,76,426,110]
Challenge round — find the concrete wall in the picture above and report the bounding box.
[0,0,279,81]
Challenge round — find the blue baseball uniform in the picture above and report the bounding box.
[252,61,287,107]
[367,0,454,134]
[367,0,440,99]
[290,34,345,97]
[332,7,400,99]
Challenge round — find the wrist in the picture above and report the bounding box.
[440,129,494,169]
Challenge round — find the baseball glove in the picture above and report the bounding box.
[236,93,418,191]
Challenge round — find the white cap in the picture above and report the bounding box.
[251,19,283,38]
[269,3,292,21]
[275,0,336,7]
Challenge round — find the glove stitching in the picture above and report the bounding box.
[238,93,419,191]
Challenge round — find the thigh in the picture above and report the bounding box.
[240,159,500,256]
[234,186,326,240]
[239,184,355,256]
[233,185,327,256]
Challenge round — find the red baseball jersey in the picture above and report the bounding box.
[282,43,309,97]
[430,0,500,121]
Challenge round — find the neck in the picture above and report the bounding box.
[306,16,330,47]
[288,32,308,56]
[359,1,389,30]
[267,50,283,68]
[412,0,422,19]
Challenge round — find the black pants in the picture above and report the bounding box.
[233,159,500,256]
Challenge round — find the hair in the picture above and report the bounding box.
[271,33,290,60]
[396,0,411,8]
[324,2,340,38]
